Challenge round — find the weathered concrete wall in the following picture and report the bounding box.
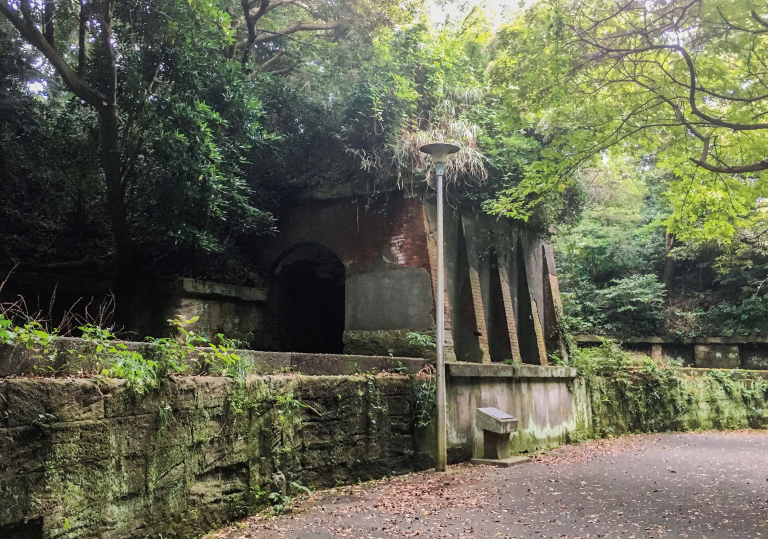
[0,273,271,349]
[577,335,768,370]
[0,374,430,539]
[589,369,768,436]
[157,279,271,349]
[444,363,589,461]
[345,267,434,331]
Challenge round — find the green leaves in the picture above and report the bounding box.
[0,315,59,363]
[484,0,768,247]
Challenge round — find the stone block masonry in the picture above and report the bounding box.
[0,374,430,539]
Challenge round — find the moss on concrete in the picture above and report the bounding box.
[343,330,437,360]
[588,368,768,437]
[0,374,431,539]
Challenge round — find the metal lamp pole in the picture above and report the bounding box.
[419,142,459,472]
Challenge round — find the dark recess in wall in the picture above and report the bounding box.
[273,243,345,353]
[0,518,44,539]
[488,252,513,362]
[516,242,540,364]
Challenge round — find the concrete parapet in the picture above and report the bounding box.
[576,335,768,370]
[447,362,578,379]
[0,339,432,378]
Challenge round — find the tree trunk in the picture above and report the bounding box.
[98,105,131,273]
[78,1,87,76]
[664,230,676,295]
[43,0,55,49]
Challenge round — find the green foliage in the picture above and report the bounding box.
[405,332,436,349]
[485,0,768,253]
[0,0,407,281]
[567,339,629,378]
[100,346,162,396]
[696,293,768,337]
[0,314,59,363]
[582,344,768,435]
[0,313,246,395]
[584,346,692,435]
[596,275,667,336]
[413,368,437,429]
[564,274,667,337]
[290,482,312,496]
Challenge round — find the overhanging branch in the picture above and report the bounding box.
[690,158,768,174]
[253,19,350,44]
[0,0,105,107]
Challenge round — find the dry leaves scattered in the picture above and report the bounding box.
[369,472,490,514]
[531,434,654,464]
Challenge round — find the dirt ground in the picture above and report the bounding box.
[211,430,768,539]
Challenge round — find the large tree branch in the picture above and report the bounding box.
[97,0,117,105]
[78,0,87,75]
[669,43,768,131]
[247,0,270,19]
[258,49,284,71]
[241,0,269,66]
[716,6,768,35]
[751,10,768,30]
[43,0,54,49]
[580,38,768,131]
[690,157,768,174]
[264,0,312,15]
[253,19,349,44]
[0,0,105,106]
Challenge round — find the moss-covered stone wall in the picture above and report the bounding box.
[588,369,768,437]
[0,374,430,539]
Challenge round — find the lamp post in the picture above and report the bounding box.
[419,142,459,472]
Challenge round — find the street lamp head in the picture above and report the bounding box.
[419,142,460,176]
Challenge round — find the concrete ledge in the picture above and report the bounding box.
[0,340,431,377]
[156,278,267,302]
[237,350,431,375]
[576,334,768,345]
[447,362,578,379]
[471,456,530,468]
[681,367,768,379]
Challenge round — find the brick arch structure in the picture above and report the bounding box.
[269,242,346,353]
[256,184,563,363]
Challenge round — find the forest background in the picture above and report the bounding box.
[1,0,766,340]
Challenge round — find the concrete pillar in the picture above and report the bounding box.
[461,214,491,364]
[530,299,549,366]
[497,264,522,363]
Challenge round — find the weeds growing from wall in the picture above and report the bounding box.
[572,340,768,437]
[0,313,247,395]
[413,365,437,429]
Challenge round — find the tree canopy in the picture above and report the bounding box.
[0,0,404,278]
[485,0,768,256]
[1,0,767,340]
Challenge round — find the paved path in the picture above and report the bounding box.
[215,431,768,539]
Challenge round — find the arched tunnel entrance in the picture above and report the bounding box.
[272,243,345,354]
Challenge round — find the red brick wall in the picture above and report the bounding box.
[260,195,431,274]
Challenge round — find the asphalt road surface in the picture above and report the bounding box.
[215,430,768,539]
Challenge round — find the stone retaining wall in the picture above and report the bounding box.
[0,374,429,539]
[589,369,768,436]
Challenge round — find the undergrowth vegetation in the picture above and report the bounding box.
[0,313,246,395]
